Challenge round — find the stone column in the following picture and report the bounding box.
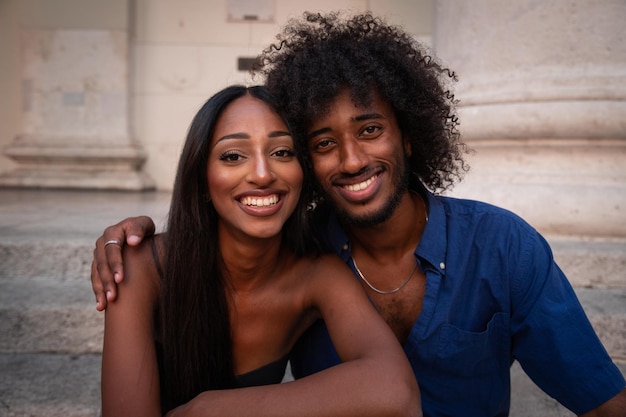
[0,28,154,190]
[433,0,626,287]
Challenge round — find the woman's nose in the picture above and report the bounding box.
[247,155,276,185]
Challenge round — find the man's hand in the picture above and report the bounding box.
[91,216,156,311]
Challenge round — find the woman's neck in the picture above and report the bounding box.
[218,227,286,292]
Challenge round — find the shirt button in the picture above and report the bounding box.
[440,262,446,270]
[342,243,349,250]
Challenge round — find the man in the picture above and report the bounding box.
[92,12,626,416]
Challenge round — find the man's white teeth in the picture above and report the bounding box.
[343,175,378,191]
[241,195,279,207]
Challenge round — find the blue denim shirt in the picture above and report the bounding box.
[290,191,625,416]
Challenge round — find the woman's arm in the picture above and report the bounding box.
[101,237,161,417]
[168,255,421,417]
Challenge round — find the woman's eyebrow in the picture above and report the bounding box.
[216,130,291,143]
[216,132,249,143]
[268,130,292,138]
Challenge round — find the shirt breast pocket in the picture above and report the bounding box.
[436,311,509,377]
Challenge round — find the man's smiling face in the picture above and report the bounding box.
[307,89,411,227]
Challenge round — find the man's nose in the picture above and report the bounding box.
[338,137,369,174]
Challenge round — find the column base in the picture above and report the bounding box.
[0,137,156,191]
[448,138,626,239]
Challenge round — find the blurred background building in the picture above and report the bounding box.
[0,1,624,415]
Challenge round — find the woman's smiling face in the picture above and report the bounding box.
[207,94,303,240]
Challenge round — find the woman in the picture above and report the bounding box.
[100,85,420,417]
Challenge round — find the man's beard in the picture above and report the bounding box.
[331,162,410,228]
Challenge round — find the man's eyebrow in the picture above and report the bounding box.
[353,112,384,122]
[307,113,384,139]
[307,127,331,139]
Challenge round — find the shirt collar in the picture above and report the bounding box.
[417,191,448,274]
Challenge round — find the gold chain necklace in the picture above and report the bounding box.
[350,193,428,295]
[352,256,418,295]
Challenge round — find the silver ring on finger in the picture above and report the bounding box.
[104,239,122,248]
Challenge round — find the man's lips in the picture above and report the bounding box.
[333,173,382,204]
[341,174,379,192]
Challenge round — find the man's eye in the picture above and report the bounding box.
[362,125,380,135]
[316,139,333,149]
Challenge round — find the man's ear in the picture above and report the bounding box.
[403,135,412,157]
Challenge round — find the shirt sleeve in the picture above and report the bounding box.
[510,229,625,414]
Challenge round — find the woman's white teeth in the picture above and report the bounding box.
[344,175,377,191]
[241,195,279,207]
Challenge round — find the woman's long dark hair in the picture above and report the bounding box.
[159,85,318,411]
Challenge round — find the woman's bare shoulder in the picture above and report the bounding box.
[120,234,164,294]
[294,253,356,291]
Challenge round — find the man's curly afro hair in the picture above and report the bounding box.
[254,11,469,193]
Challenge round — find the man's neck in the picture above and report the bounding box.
[345,190,427,261]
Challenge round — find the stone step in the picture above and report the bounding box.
[0,240,101,356]
[509,360,626,417]
[0,275,102,354]
[0,353,101,417]
[0,242,93,282]
[549,237,626,288]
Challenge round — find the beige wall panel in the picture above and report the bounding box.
[134,44,207,94]
[276,0,367,21]
[133,94,201,146]
[133,93,200,188]
[143,141,185,191]
[369,0,432,37]
[18,0,128,30]
[133,44,255,95]
[135,0,254,45]
[20,29,129,140]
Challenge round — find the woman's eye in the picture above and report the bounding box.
[273,148,296,158]
[219,151,242,162]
